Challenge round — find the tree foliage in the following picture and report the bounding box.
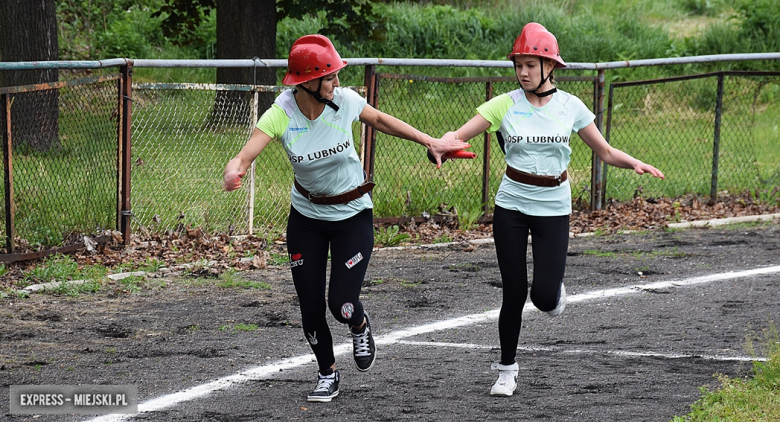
[151,0,214,47]
[57,0,168,59]
[152,0,384,51]
[277,0,385,47]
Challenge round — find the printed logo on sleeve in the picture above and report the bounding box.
[345,252,363,269]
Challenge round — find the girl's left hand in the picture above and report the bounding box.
[634,162,665,179]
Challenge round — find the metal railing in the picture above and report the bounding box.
[1,53,779,261]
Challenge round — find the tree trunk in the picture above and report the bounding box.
[215,0,277,124]
[0,0,59,152]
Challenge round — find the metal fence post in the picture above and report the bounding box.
[603,78,616,210]
[248,90,258,235]
[363,65,378,180]
[2,93,14,253]
[482,81,493,217]
[119,61,133,245]
[591,69,606,211]
[710,73,725,201]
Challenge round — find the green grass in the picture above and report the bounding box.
[582,248,688,258]
[582,250,617,257]
[209,269,271,289]
[233,323,258,332]
[20,253,107,286]
[672,321,780,422]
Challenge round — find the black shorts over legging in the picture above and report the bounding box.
[493,205,569,365]
[286,206,374,372]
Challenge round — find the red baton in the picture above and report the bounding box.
[427,149,477,164]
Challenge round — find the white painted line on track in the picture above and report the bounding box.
[85,264,780,422]
[396,340,766,362]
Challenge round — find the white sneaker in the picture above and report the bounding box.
[546,283,566,317]
[490,362,519,396]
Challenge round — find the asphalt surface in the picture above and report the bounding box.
[1,221,779,421]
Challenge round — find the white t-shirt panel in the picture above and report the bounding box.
[477,89,595,216]
[256,87,371,221]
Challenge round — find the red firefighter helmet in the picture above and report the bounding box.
[507,22,566,68]
[282,34,348,85]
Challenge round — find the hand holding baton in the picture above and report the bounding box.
[427,148,477,165]
[223,170,246,191]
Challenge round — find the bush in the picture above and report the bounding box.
[687,0,779,65]
[95,5,166,58]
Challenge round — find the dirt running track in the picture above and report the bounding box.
[1,222,779,421]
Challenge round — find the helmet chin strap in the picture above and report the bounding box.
[515,57,557,98]
[297,78,340,111]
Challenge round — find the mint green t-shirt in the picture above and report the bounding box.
[256,87,371,221]
[477,89,595,216]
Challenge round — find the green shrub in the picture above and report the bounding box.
[96,5,166,58]
[457,203,484,231]
[374,225,411,247]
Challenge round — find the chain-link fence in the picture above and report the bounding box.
[605,71,780,202]
[131,84,255,236]
[130,84,366,237]
[1,59,779,259]
[371,74,596,219]
[1,74,120,253]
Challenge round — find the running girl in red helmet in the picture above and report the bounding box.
[223,34,471,403]
[443,23,665,397]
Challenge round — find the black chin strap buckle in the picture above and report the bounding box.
[298,81,340,111]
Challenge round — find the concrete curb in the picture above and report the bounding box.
[373,212,780,252]
[21,279,89,293]
[666,213,780,229]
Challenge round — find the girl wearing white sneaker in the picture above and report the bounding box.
[224,34,470,402]
[443,22,665,396]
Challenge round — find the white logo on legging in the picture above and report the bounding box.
[345,252,363,269]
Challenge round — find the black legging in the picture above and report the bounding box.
[493,205,569,365]
[286,206,374,372]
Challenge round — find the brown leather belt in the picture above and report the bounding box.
[294,179,375,205]
[505,166,567,187]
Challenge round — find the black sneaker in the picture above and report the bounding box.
[351,311,376,372]
[307,370,340,403]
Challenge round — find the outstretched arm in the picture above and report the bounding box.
[359,104,471,168]
[578,123,665,179]
[223,128,274,191]
[443,114,492,142]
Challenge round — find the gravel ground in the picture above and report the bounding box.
[1,220,779,421]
